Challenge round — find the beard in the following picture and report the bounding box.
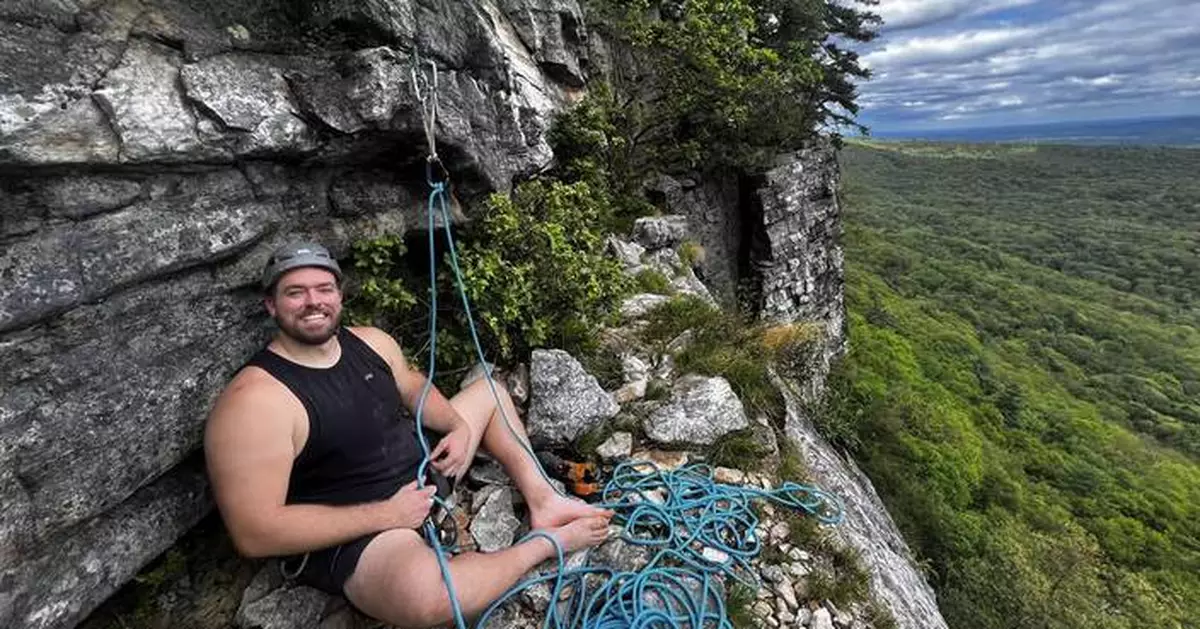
[276,307,341,345]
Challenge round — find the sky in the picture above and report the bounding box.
[854,0,1200,131]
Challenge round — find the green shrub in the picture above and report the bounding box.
[678,240,705,269]
[344,234,418,330]
[706,429,768,469]
[640,297,829,418]
[635,268,673,294]
[725,582,758,629]
[457,179,632,362]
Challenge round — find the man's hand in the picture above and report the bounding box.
[379,481,437,529]
[429,421,474,481]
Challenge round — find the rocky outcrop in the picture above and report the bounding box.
[753,146,845,341]
[775,371,949,629]
[0,2,592,628]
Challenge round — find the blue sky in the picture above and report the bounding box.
[854,0,1200,131]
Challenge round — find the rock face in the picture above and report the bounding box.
[0,2,592,628]
[753,146,845,340]
[774,371,950,629]
[650,145,845,371]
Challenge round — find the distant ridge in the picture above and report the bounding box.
[866,115,1200,147]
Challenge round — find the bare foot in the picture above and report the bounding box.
[543,516,611,553]
[529,492,613,530]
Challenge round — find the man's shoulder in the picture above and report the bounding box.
[345,326,402,361]
[211,365,295,418]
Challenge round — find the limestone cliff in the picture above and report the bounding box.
[0,2,945,629]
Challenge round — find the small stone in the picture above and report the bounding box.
[774,577,799,611]
[644,375,749,446]
[632,449,689,470]
[788,562,812,579]
[470,487,520,552]
[655,354,676,380]
[761,564,786,584]
[642,488,667,504]
[810,608,834,629]
[713,467,746,485]
[793,576,810,601]
[632,215,689,250]
[613,380,647,404]
[701,547,730,565]
[607,236,646,269]
[596,432,633,461]
[760,503,777,518]
[780,543,794,554]
[795,607,813,627]
[778,608,795,624]
[472,485,500,513]
[770,521,791,543]
[527,349,620,447]
[753,601,775,619]
[826,600,851,627]
[796,549,812,562]
[666,329,695,354]
[505,363,531,405]
[766,616,781,628]
[235,584,327,629]
[520,582,552,611]
[622,354,651,383]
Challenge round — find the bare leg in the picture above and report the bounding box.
[345,518,610,628]
[449,379,611,529]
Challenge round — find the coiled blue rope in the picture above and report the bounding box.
[412,155,846,629]
[475,461,844,629]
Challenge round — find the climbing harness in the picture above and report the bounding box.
[406,51,845,629]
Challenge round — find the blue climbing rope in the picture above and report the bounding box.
[407,53,845,629]
[473,461,843,629]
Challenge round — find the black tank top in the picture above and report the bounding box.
[244,328,424,505]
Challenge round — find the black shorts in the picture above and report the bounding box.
[280,470,456,595]
[282,532,382,595]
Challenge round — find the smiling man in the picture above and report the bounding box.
[204,241,611,627]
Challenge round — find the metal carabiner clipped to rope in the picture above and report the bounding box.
[410,53,440,163]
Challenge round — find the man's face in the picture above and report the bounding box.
[265,267,343,345]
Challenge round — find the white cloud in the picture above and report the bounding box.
[874,0,1041,31]
[855,0,1200,128]
[863,27,1042,68]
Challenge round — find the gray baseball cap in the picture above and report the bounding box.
[261,241,343,290]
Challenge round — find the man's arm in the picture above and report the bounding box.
[204,369,434,558]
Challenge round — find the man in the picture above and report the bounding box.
[205,241,612,628]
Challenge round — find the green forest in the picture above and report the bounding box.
[830,142,1200,629]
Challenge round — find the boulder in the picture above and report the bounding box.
[631,215,688,250]
[643,375,749,446]
[526,349,619,446]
